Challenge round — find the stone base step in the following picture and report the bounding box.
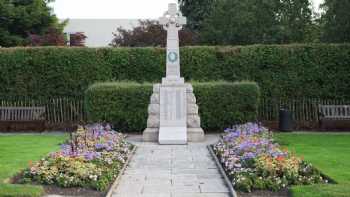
[159,127,187,145]
[143,128,205,143]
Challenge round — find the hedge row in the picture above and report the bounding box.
[85,81,260,132]
[1,44,350,99]
[85,82,153,132]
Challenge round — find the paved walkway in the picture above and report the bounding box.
[112,135,230,197]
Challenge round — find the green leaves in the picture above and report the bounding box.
[0,45,349,100]
[0,0,61,47]
[179,0,215,31]
[321,0,350,43]
[85,82,153,132]
[199,0,313,45]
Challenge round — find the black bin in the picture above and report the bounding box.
[279,109,293,131]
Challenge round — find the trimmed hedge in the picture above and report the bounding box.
[85,82,153,132]
[0,47,163,98]
[85,81,260,132]
[1,44,350,99]
[193,81,260,131]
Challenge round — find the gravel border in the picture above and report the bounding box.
[105,146,137,197]
[208,145,237,197]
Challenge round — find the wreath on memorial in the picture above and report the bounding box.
[168,52,178,63]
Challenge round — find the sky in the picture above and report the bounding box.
[51,0,324,19]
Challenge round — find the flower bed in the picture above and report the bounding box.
[213,123,329,192]
[19,124,133,192]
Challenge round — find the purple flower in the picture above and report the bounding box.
[105,124,112,131]
[95,143,105,150]
[84,151,101,161]
[60,144,78,157]
[105,145,113,151]
[243,152,256,160]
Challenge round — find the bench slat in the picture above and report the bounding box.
[0,107,45,121]
[319,105,350,119]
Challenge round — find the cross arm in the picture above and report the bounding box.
[176,16,187,25]
[159,16,168,25]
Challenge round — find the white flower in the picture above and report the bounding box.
[89,174,98,181]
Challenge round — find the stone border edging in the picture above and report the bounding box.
[105,145,137,197]
[208,145,237,197]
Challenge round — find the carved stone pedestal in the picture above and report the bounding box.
[143,3,204,144]
[143,83,205,143]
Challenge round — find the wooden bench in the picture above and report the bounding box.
[319,105,350,130]
[0,107,46,131]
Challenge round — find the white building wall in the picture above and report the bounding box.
[62,19,139,47]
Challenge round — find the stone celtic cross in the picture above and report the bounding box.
[159,3,187,84]
[143,3,204,145]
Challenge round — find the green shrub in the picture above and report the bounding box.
[85,81,260,132]
[1,44,349,99]
[85,82,153,132]
[193,81,260,131]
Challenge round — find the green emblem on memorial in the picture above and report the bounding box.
[168,52,178,63]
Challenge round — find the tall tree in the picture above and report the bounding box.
[278,0,313,43]
[178,0,216,31]
[199,0,314,45]
[0,0,63,47]
[321,0,350,43]
[110,20,198,47]
[200,0,280,45]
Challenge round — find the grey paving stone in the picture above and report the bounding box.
[172,193,231,197]
[111,134,230,197]
[199,182,230,193]
[114,185,143,195]
[171,185,201,193]
[142,184,172,193]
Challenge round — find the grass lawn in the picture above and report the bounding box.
[275,132,350,197]
[0,134,67,197]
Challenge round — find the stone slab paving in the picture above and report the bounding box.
[112,135,230,197]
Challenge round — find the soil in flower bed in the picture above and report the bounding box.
[237,188,289,197]
[11,176,105,197]
[44,185,104,197]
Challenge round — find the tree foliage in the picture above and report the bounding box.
[200,0,280,45]
[278,0,313,43]
[189,0,314,45]
[28,27,65,46]
[0,0,63,47]
[178,0,215,31]
[69,32,87,47]
[110,20,198,47]
[321,0,350,43]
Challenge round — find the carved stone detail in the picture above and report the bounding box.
[148,104,160,115]
[187,93,196,104]
[147,115,160,128]
[187,104,199,115]
[150,94,160,104]
[187,115,201,128]
[143,83,204,142]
